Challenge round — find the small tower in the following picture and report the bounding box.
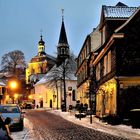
[57,9,69,65]
[38,35,46,56]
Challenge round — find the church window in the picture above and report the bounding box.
[61,48,65,54]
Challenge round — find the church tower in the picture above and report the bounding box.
[26,34,56,84]
[57,9,70,65]
[38,35,46,56]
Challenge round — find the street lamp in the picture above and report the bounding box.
[9,80,18,103]
[10,81,18,90]
[28,95,32,99]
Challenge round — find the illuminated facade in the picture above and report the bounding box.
[26,35,56,84]
[76,26,101,107]
[34,77,77,109]
[33,12,77,109]
[93,3,140,119]
[0,80,6,104]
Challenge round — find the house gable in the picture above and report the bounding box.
[115,7,140,76]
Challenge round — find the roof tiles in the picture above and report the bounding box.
[103,5,138,18]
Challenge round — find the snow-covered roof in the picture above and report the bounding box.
[34,76,47,85]
[35,60,77,86]
[0,81,6,86]
[115,6,140,33]
[102,2,138,19]
[46,53,56,61]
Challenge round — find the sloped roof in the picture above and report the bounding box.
[35,58,77,86]
[115,6,140,33]
[58,20,68,45]
[31,53,56,63]
[0,79,6,86]
[99,2,138,30]
[103,4,137,19]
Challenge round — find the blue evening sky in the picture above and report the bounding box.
[0,0,140,64]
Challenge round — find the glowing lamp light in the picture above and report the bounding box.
[28,95,32,99]
[10,81,17,89]
[6,95,9,99]
[14,93,18,99]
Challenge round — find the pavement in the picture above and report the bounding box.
[48,109,140,140]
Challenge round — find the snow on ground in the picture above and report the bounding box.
[11,118,36,140]
[49,109,140,140]
[10,109,140,140]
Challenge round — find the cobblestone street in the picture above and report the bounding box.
[24,110,127,140]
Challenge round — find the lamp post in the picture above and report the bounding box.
[9,80,18,104]
[89,79,93,124]
[63,61,67,112]
[60,59,67,112]
[89,66,96,124]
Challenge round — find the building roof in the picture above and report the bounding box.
[58,19,68,45]
[102,2,138,19]
[30,53,56,63]
[38,35,45,46]
[35,59,77,86]
[0,79,6,86]
[115,6,140,33]
[99,2,138,30]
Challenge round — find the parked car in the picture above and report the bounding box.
[130,109,140,128]
[24,103,35,109]
[0,116,13,140]
[0,104,24,131]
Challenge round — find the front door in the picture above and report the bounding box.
[50,99,52,108]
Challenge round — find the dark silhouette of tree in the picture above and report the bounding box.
[45,52,76,110]
[47,52,76,82]
[1,50,26,75]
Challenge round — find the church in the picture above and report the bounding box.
[26,11,77,109]
[26,35,56,85]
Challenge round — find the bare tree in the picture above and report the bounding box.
[1,50,26,75]
[47,52,76,81]
[45,52,77,110]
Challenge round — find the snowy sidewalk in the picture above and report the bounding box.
[49,109,140,140]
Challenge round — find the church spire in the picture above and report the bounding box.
[58,9,68,45]
[57,9,69,64]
